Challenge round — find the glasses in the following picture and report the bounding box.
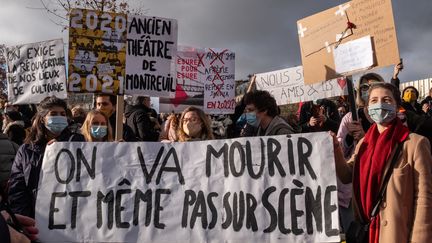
[360,81,381,92]
[183,117,200,123]
[359,84,371,92]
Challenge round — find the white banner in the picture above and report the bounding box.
[203,48,235,114]
[35,133,339,243]
[255,66,348,105]
[6,39,67,104]
[125,15,178,96]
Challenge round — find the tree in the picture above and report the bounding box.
[37,0,146,29]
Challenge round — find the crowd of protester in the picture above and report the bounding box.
[0,64,432,242]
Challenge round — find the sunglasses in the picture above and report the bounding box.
[359,81,381,92]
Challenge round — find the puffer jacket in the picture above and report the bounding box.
[8,129,84,218]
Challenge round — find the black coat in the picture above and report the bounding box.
[125,105,159,142]
[108,112,139,141]
[8,130,84,218]
[0,212,10,243]
[401,101,423,116]
[405,109,432,150]
[299,100,340,133]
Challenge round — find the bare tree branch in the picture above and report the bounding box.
[35,0,145,29]
[39,0,68,21]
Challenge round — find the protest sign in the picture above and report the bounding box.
[159,46,205,113]
[333,35,373,74]
[297,0,400,84]
[125,15,177,96]
[0,45,7,99]
[255,66,348,105]
[5,39,67,104]
[68,9,126,94]
[35,132,340,243]
[204,48,235,114]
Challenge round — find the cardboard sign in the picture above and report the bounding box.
[297,0,400,84]
[159,46,205,113]
[125,15,177,96]
[35,133,340,243]
[203,48,235,114]
[255,66,348,105]
[68,9,126,94]
[333,35,373,74]
[5,39,67,104]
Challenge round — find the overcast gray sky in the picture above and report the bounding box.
[1,0,431,82]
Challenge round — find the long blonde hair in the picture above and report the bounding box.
[81,110,113,142]
[177,106,214,142]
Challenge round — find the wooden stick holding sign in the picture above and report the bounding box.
[346,76,358,121]
[115,95,124,141]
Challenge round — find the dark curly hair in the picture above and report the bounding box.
[243,90,278,117]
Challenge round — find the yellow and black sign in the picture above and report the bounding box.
[68,8,126,94]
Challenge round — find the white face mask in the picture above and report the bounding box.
[183,122,202,138]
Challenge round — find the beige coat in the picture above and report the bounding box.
[336,133,432,243]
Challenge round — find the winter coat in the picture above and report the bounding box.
[0,134,19,188]
[257,116,294,136]
[125,105,159,141]
[337,133,432,242]
[108,112,139,141]
[8,130,84,218]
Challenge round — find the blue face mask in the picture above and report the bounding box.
[368,103,397,124]
[90,125,108,139]
[236,113,247,126]
[45,116,68,134]
[245,112,260,127]
[361,90,369,103]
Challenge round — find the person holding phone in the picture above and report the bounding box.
[390,58,403,87]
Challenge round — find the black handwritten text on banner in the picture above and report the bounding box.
[6,39,67,104]
[255,66,348,106]
[35,133,339,243]
[203,48,235,114]
[125,15,177,96]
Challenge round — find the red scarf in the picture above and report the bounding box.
[353,118,409,243]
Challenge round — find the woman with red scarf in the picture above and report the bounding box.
[334,83,432,243]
